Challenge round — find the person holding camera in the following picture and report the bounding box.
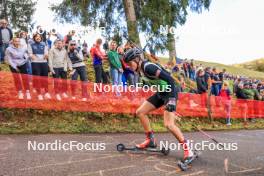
[67,40,88,101]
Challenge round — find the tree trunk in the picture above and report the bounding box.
[167,33,176,64]
[123,0,141,47]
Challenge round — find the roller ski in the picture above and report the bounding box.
[117,131,169,156]
[116,143,170,156]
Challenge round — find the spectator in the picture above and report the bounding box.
[124,42,132,52]
[67,40,88,101]
[77,40,82,50]
[118,46,135,86]
[204,67,211,90]
[189,59,195,80]
[36,25,47,44]
[49,39,72,100]
[47,33,52,49]
[19,31,32,75]
[233,78,242,96]
[108,41,123,86]
[252,84,261,100]
[49,29,59,47]
[235,82,248,124]
[219,81,232,125]
[64,30,75,50]
[182,59,189,78]
[252,83,261,119]
[172,64,180,73]
[243,82,260,122]
[235,82,248,99]
[90,39,108,83]
[19,31,28,50]
[82,40,89,58]
[257,83,263,93]
[28,33,50,100]
[260,89,264,101]
[243,82,259,100]
[196,69,207,107]
[218,68,226,90]
[210,67,222,96]
[0,19,13,63]
[47,29,59,49]
[5,37,31,100]
[82,40,88,48]
[103,40,109,51]
[219,69,226,82]
[196,69,207,94]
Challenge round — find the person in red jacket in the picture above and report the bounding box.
[219,81,232,125]
[90,39,108,83]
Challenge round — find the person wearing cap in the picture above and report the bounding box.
[67,40,88,101]
[122,47,197,164]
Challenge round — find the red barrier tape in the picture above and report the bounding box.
[0,71,263,118]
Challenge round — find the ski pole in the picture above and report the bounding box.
[193,125,225,148]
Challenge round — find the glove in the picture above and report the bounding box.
[165,98,176,112]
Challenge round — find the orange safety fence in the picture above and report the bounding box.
[0,71,264,119]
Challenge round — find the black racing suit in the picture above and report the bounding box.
[140,61,178,110]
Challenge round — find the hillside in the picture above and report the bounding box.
[233,58,264,73]
[159,58,264,80]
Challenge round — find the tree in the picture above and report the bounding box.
[50,0,140,45]
[51,0,211,57]
[136,0,211,62]
[0,0,37,31]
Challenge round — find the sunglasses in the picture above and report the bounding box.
[70,44,76,46]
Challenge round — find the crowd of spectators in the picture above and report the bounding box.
[1,18,264,125]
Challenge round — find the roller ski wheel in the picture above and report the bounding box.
[178,151,200,171]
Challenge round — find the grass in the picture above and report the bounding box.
[233,57,264,73]
[1,108,264,134]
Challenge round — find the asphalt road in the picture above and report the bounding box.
[0,130,264,176]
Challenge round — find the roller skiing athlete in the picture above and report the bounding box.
[120,47,199,171]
